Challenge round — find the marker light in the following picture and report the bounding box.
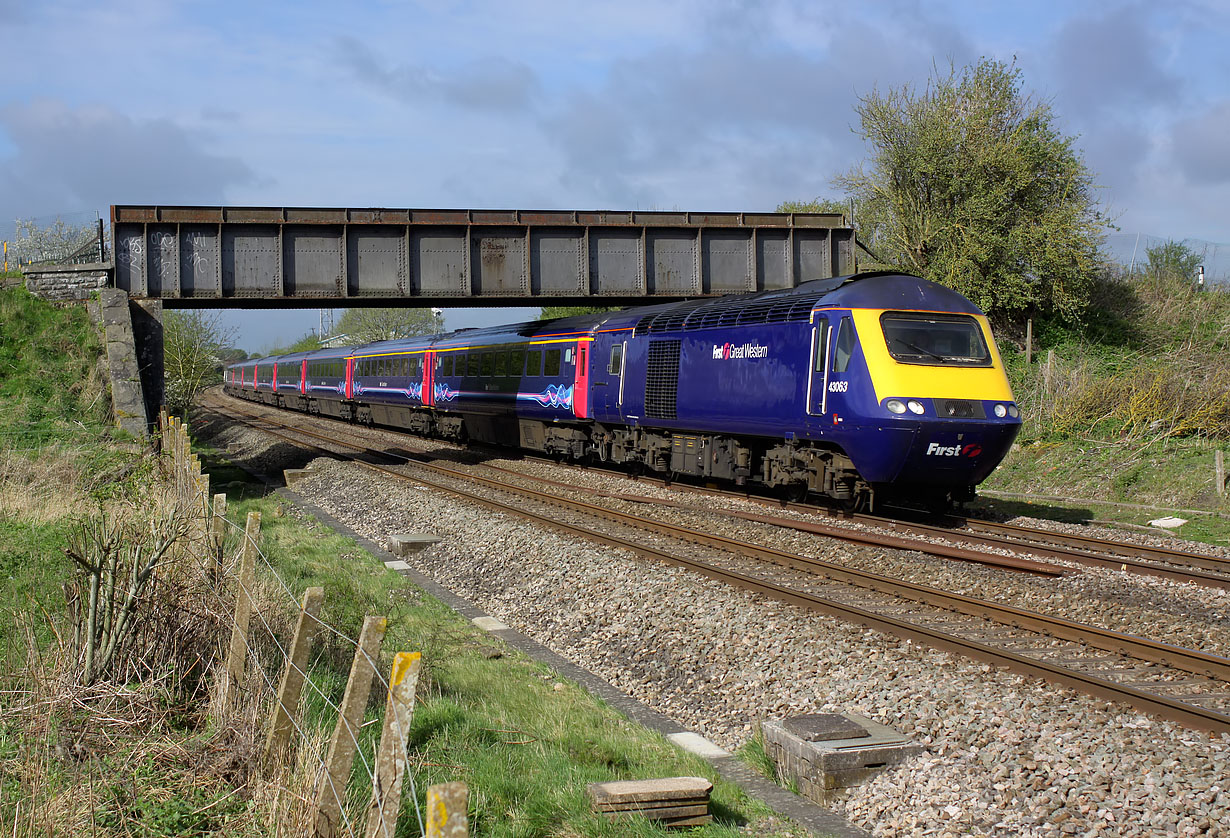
[993,404,1008,418]
[1008,405,1019,418]
[886,399,907,414]
[907,400,925,415]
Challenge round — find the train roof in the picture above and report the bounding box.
[626,272,984,335]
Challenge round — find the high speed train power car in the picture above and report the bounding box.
[225,271,1022,509]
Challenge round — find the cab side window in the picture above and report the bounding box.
[832,317,855,374]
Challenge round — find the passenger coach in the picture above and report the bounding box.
[225,272,1022,509]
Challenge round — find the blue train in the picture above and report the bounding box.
[225,272,1021,509]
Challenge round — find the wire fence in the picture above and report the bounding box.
[1105,233,1230,286]
[160,413,457,837]
[1,211,110,271]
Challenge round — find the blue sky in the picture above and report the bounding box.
[2,0,1228,351]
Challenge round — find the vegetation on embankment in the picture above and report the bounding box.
[2,285,803,837]
[979,268,1230,536]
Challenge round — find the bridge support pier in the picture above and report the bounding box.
[98,289,160,439]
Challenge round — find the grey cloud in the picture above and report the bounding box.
[1051,7,1181,118]
[1171,101,1230,184]
[540,4,978,209]
[335,36,539,113]
[0,100,256,225]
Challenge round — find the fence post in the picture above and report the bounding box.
[364,652,423,838]
[426,782,469,838]
[1217,450,1226,499]
[263,586,325,767]
[222,511,261,709]
[211,493,228,579]
[1025,318,1033,365]
[314,615,388,838]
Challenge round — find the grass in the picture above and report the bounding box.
[199,442,808,836]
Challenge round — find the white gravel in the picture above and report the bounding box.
[203,408,1230,837]
[285,455,1229,838]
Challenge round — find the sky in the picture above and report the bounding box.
[1,0,1228,352]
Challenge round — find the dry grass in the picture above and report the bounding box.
[0,463,318,837]
[0,446,92,524]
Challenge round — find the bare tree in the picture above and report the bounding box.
[336,307,443,344]
[163,310,236,416]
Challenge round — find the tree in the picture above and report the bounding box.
[539,306,617,319]
[335,307,444,344]
[835,58,1109,323]
[1143,240,1203,282]
[163,310,236,415]
[776,198,851,219]
[15,216,99,265]
[265,332,323,355]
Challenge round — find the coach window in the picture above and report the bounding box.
[479,352,493,378]
[608,344,623,375]
[832,317,855,374]
[544,348,561,377]
[525,349,541,376]
[509,346,527,376]
[493,350,507,377]
[466,353,480,377]
[439,355,453,376]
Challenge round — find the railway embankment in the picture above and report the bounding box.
[2,285,818,836]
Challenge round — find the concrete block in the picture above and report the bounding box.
[283,468,312,487]
[588,777,712,805]
[762,714,921,804]
[388,533,442,556]
[667,732,729,759]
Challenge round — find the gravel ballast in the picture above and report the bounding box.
[205,411,1230,838]
[278,455,1229,838]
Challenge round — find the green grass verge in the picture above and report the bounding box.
[978,436,1230,546]
[200,446,811,837]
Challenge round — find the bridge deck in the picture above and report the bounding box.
[111,205,856,306]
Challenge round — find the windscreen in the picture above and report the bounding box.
[880,312,991,366]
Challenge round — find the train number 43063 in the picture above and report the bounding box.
[827,380,849,393]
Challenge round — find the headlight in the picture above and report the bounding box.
[1008,405,1019,418]
[907,400,925,415]
[993,404,1008,418]
[886,399,907,414]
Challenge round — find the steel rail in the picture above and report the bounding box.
[510,444,1230,588]
[945,515,1230,574]
[208,397,1230,733]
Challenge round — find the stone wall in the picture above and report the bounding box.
[23,263,110,301]
[99,289,152,439]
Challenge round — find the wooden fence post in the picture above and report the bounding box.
[263,586,325,767]
[222,511,261,708]
[1025,318,1033,365]
[1217,450,1226,499]
[364,652,423,838]
[426,782,469,838]
[314,615,388,838]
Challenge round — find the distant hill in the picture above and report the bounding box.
[1105,233,1229,287]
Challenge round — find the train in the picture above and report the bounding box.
[224,271,1022,510]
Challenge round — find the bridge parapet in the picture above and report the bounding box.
[111,205,856,306]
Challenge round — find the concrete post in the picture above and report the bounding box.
[263,586,325,767]
[314,616,388,838]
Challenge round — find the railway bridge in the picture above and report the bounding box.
[26,204,858,436]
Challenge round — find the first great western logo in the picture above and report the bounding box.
[712,342,769,360]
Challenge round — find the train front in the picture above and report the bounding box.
[837,279,1022,504]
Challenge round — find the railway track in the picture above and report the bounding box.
[205,394,1230,734]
